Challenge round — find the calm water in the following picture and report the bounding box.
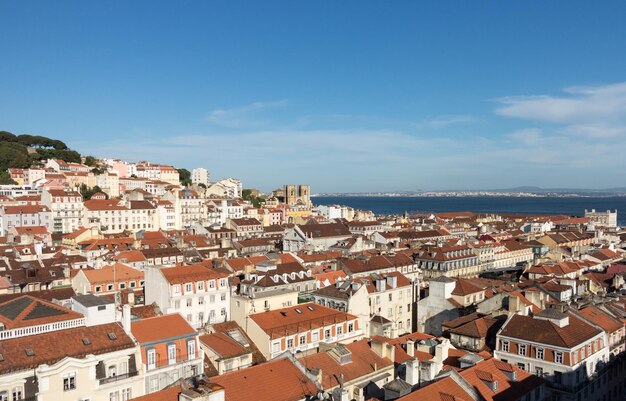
[313,196,626,226]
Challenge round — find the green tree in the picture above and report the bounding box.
[0,171,17,185]
[84,155,97,166]
[0,131,17,142]
[178,168,192,186]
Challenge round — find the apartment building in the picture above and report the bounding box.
[494,306,611,401]
[41,188,83,234]
[245,302,363,360]
[144,264,231,329]
[83,199,157,234]
[130,314,203,394]
[312,271,417,338]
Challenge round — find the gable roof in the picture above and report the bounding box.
[210,357,319,401]
[0,322,134,374]
[131,314,196,344]
[300,339,393,390]
[499,312,602,348]
[0,295,84,330]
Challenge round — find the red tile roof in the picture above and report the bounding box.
[0,322,134,374]
[131,314,196,343]
[210,357,319,401]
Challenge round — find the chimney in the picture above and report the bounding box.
[405,358,420,386]
[434,340,449,364]
[122,304,132,334]
[406,340,415,357]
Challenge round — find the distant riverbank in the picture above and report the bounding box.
[313,196,626,226]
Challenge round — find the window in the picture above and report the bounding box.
[121,388,132,401]
[197,282,204,291]
[324,329,331,339]
[186,299,192,307]
[517,363,525,371]
[11,387,22,401]
[287,338,294,348]
[95,286,102,293]
[299,335,306,345]
[0,392,6,401]
[220,279,227,287]
[109,391,119,401]
[108,365,117,377]
[221,293,226,301]
[348,323,354,332]
[63,372,76,391]
[312,331,319,342]
[185,283,192,292]
[536,348,544,360]
[555,352,563,364]
[147,349,156,369]
[272,342,280,353]
[107,284,114,291]
[337,325,343,336]
[208,280,215,289]
[536,367,544,377]
[129,281,136,288]
[168,344,176,364]
[188,340,196,359]
[388,293,393,301]
[502,340,509,352]
[198,297,204,305]
[221,308,226,316]
[519,344,526,356]
[387,308,393,317]
[149,377,159,392]
[173,285,181,294]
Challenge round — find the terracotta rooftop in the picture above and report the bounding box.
[250,303,357,337]
[131,314,196,344]
[500,312,601,348]
[160,264,229,285]
[0,322,134,374]
[210,357,319,401]
[0,295,84,330]
[300,339,394,390]
[80,263,144,284]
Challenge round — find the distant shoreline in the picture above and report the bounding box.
[312,193,626,198]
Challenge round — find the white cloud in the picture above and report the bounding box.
[416,114,479,128]
[495,82,626,124]
[206,100,289,127]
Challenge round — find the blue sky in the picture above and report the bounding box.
[2,1,626,192]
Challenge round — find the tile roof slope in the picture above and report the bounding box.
[0,322,134,374]
[210,357,319,401]
[0,295,84,329]
[499,312,601,348]
[460,358,544,401]
[81,263,144,284]
[210,320,266,365]
[160,264,229,284]
[250,303,357,337]
[577,305,622,333]
[131,314,196,343]
[452,279,484,296]
[299,339,393,389]
[397,375,472,401]
[200,332,249,358]
[123,386,180,401]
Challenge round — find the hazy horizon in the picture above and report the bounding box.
[2,1,626,192]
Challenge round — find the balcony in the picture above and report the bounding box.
[146,355,199,371]
[99,370,139,385]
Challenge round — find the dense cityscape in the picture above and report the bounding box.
[0,152,624,401]
[2,1,626,400]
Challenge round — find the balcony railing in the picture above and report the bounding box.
[146,355,198,371]
[99,370,139,385]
